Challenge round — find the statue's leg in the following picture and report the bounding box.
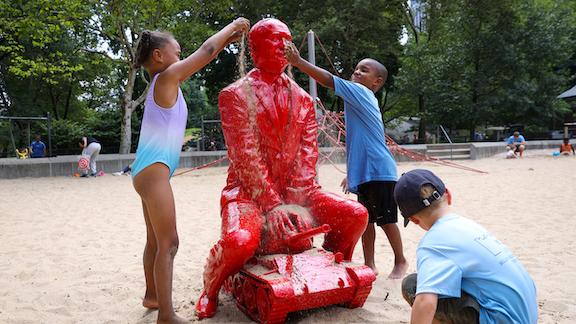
[309,191,368,261]
[195,201,263,319]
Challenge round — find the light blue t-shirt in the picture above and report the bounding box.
[507,135,525,145]
[333,76,397,194]
[416,213,538,324]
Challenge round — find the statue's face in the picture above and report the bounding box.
[249,19,292,75]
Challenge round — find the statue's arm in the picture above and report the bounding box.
[219,88,283,212]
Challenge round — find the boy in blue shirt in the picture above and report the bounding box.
[394,169,537,324]
[30,134,46,158]
[506,131,526,157]
[285,42,407,278]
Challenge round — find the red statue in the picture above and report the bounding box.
[195,18,369,319]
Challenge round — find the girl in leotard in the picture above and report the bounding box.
[131,18,249,323]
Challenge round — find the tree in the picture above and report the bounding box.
[89,0,203,153]
[0,0,97,119]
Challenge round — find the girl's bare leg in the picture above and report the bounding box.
[142,200,159,309]
[134,163,187,323]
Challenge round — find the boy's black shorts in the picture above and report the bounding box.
[357,180,398,226]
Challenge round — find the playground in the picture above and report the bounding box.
[0,152,574,323]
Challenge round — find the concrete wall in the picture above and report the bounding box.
[0,141,560,179]
[0,152,228,179]
[470,140,562,160]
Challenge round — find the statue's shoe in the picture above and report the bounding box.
[195,291,218,319]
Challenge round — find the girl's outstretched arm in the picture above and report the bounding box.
[165,18,249,83]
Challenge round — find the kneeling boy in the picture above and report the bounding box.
[394,169,537,323]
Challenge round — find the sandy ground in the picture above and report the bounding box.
[0,149,575,323]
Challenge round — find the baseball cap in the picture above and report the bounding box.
[393,169,446,227]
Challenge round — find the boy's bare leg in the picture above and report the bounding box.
[142,200,159,309]
[382,223,408,279]
[134,163,187,324]
[362,222,379,276]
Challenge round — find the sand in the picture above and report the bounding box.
[0,149,575,323]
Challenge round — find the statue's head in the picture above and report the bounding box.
[249,18,292,75]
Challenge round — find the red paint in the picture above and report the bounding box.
[195,18,372,321]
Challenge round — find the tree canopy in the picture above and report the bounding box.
[1,0,575,156]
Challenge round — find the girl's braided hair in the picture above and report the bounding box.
[134,30,174,68]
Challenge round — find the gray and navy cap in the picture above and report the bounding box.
[393,169,446,227]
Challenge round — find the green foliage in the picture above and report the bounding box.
[2,0,576,153]
[395,0,576,139]
[50,119,87,154]
[0,0,92,82]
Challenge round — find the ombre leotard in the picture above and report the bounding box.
[131,74,188,178]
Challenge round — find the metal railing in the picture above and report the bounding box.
[438,125,454,160]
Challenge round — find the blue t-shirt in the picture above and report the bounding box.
[416,213,538,324]
[333,76,397,193]
[507,135,525,145]
[30,140,46,158]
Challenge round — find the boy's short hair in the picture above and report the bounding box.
[420,184,446,208]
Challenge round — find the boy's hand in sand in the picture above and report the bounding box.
[226,17,250,43]
[284,40,302,66]
[340,177,349,194]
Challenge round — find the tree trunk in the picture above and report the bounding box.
[48,85,60,120]
[120,102,133,154]
[418,94,426,143]
[119,66,149,154]
[119,67,138,154]
[63,79,74,120]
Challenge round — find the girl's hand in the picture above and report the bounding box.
[233,17,250,33]
[227,17,250,43]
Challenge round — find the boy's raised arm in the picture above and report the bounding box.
[284,41,334,90]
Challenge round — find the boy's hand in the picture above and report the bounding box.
[284,40,302,65]
[340,177,349,194]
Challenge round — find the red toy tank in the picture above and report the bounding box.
[224,225,376,323]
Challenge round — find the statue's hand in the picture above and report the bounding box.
[266,205,313,240]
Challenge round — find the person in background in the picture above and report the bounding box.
[78,136,101,177]
[506,131,526,158]
[30,134,46,158]
[559,138,574,156]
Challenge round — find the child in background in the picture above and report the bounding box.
[560,138,574,156]
[130,18,249,323]
[78,136,101,177]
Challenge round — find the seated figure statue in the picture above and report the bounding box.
[195,18,369,319]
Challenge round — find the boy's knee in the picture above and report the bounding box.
[402,273,417,306]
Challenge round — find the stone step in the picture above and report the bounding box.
[427,143,471,150]
[433,154,471,160]
[427,148,471,155]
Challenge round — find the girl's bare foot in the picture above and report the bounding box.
[365,263,379,276]
[157,313,188,324]
[142,297,159,309]
[388,261,408,279]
